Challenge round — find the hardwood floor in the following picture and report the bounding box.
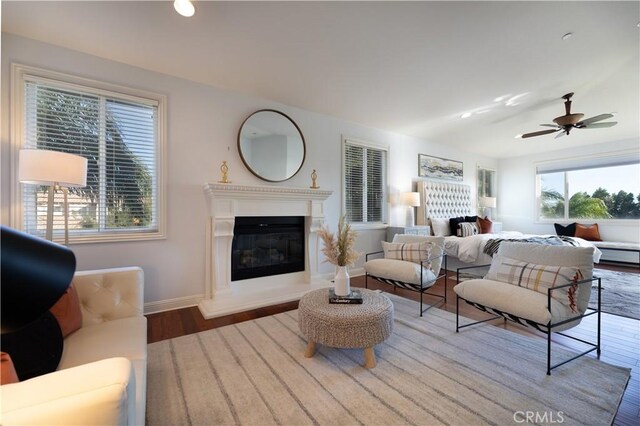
[146,263,640,425]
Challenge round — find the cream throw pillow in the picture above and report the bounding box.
[485,255,583,313]
[382,241,433,270]
[430,218,451,237]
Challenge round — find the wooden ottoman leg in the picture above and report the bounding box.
[304,341,317,358]
[364,347,376,368]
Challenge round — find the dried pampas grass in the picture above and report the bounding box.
[317,216,361,266]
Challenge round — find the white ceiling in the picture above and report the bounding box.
[3,1,639,158]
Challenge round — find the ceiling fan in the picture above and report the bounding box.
[521,92,617,139]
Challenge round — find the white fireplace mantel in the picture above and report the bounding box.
[199,183,334,319]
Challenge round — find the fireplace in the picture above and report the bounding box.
[231,216,305,281]
[199,183,333,319]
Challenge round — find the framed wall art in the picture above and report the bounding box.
[418,154,463,181]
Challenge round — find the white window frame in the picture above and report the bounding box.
[10,63,167,243]
[534,150,640,225]
[341,136,389,230]
[477,164,497,216]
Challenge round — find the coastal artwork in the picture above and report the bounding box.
[418,154,463,181]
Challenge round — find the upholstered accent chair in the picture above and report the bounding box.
[364,234,447,316]
[454,242,601,375]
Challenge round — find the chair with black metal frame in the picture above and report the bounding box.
[364,234,447,316]
[453,241,601,375]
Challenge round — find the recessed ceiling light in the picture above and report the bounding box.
[174,0,195,17]
[562,32,573,40]
[461,112,472,119]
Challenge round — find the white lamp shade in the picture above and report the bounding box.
[401,192,421,207]
[479,196,497,208]
[19,149,87,187]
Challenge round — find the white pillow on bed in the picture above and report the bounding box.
[430,218,451,237]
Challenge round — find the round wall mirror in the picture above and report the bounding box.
[238,109,306,182]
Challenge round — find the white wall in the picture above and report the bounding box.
[1,34,497,310]
[498,138,640,243]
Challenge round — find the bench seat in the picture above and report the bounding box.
[593,241,640,250]
[593,241,640,266]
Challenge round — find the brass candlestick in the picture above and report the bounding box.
[219,160,231,183]
[310,169,319,189]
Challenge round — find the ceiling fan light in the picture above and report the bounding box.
[174,0,195,17]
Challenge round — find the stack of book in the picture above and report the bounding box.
[328,288,363,304]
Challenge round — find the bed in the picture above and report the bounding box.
[415,180,602,271]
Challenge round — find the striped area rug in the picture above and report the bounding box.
[147,293,630,425]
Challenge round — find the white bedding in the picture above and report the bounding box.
[445,232,602,264]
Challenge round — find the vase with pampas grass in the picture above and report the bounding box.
[317,216,361,296]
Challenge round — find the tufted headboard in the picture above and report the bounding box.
[416,180,473,226]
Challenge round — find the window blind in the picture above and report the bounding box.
[343,140,387,223]
[22,78,160,242]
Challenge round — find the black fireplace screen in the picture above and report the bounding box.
[231,216,305,281]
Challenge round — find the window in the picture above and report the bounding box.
[343,138,388,224]
[12,64,165,242]
[536,152,640,221]
[477,165,497,212]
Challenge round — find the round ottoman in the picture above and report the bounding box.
[298,288,394,368]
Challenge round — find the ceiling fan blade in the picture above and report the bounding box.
[521,129,558,138]
[577,113,614,127]
[555,131,566,139]
[539,124,559,128]
[581,121,618,129]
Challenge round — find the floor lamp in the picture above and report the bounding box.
[19,149,88,245]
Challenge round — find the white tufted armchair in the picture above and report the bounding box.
[1,267,147,425]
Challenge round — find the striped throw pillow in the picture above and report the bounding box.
[485,256,583,313]
[457,222,479,237]
[382,241,433,269]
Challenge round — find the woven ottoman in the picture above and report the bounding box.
[298,288,394,368]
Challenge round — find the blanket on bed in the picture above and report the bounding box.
[483,236,579,257]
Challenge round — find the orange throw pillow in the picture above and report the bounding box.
[477,216,493,234]
[49,283,82,337]
[1,352,19,384]
[575,223,602,241]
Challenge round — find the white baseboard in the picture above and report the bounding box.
[144,294,204,315]
[350,267,365,277]
[145,268,366,316]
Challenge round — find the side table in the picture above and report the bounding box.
[298,288,394,368]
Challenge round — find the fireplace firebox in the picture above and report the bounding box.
[231,216,305,281]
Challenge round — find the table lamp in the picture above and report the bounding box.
[19,149,88,245]
[479,196,497,219]
[402,192,421,227]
